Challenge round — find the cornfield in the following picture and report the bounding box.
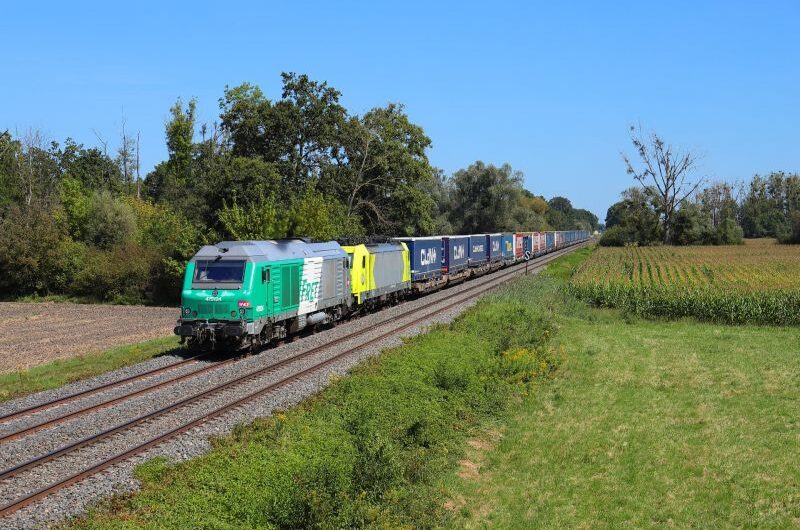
[569,239,800,325]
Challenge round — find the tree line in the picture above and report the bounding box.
[601,128,800,246]
[0,73,597,304]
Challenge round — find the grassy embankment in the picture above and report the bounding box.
[0,337,180,402]
[446,247,800,527]
[70,260,571,529]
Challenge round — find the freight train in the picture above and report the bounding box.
[174,230,591,349]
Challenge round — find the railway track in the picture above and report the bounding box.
[0,241,588,520]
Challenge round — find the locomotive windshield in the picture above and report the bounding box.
[193,260,246,283]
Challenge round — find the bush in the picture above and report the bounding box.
[599,226,633,246]
[778,211,800,244]
[83,191,136,250]
[126,198,204,304]
[72,242,159,304]
[0,203,67,296]
[714,217,744,245]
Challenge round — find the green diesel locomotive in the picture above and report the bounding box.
[174,239,350,349]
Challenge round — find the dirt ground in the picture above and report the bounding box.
[0,302,178,373]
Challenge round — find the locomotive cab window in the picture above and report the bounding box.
[193,260,245,283]
[262,268,270,283]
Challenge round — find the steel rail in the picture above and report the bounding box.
[0,353,211,425]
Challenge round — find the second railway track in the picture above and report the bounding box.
[0,242,587,524]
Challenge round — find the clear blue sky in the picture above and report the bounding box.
[2,1,798,219]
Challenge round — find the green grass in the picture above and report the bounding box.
[446,270,800,527]
[69,271,570,529]
[0,336,181,402]
[9,293,102,304]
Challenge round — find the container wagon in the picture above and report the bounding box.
[514,233,524,260]
[545,232,555,251]
[468,234,489,268]
[393,236,445,291]
[522,232,533,259]
[533,232,546,256]
[487,234,503,263]
[501,233,515,262]
[442,235,469,276]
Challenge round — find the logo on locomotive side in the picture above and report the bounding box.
[453,244,465,260]
[420,247,437,266]
[299,279,319,302]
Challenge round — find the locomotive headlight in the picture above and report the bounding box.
[239,307,246,316]
[183,307,191,316]
[231,310,237,317]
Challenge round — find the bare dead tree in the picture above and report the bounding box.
[622,126,704,243]
[20,129,45,206]
[117,114,136,193]
[135,131,141,200]
[92,129,111,189]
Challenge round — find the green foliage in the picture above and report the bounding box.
[603,187,662,245]
[0,203,69,296]
[71,275,567,529]
[288,187,364,240]
[72,243,159,304]
[544,196,597,230]
[217,193,289,240]
[599,225,634,246]
[713,217,744,245]
[82,191,136,250]
[58,177,91,240]
[777,210,800,244]
[448,161,554,234]
[59,138,124,192]
[739,172,800,240]
[218,188,364,242]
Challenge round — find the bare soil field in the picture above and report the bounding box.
[0,303,177,373]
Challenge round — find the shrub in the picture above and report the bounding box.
[83,191,136,250]
[599,226,632,246]
[72,242,159,304]
[0,203,66,296]
[715,217,744,245]
[778,211,800,244]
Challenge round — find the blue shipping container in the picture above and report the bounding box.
[468,234,489,266]
[522,233,533,257]
[443,236,469,273]
[487,234,503,262]
[546,232,555,250]
[393,237,442,281]
[501,233,515,260]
